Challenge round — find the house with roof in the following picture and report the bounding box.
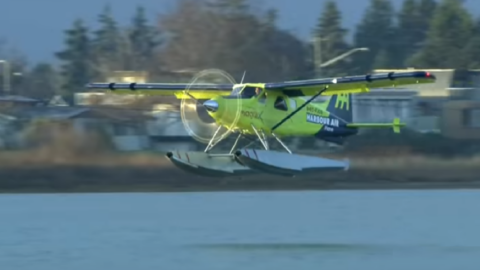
[0,105,156,150]
[73,91,201,152]
[0,95,42,108]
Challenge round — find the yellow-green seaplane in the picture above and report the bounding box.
[86,70,435,177]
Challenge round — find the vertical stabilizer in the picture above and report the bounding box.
[326,93,353,123]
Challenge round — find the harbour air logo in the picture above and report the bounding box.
[334,93,350,110]
[307,114,340,127]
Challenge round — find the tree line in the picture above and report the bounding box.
[1,0,479,99]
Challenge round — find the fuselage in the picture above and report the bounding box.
[203,84,358,143]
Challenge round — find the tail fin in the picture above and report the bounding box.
[392,118,402,133]
[346,118,406,133]
[326,93,353,122]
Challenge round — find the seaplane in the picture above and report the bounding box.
[86,70,436,177]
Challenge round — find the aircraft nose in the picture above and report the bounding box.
[203,100,219,112]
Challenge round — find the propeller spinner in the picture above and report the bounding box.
[180,69,243,146]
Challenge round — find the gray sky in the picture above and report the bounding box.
[0,0,478,65]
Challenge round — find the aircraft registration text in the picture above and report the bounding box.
[307,113,339,127]
[241,110,261,119]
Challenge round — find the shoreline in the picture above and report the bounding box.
[0,163,479,193]
[3,182,480,194]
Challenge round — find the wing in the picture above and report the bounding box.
[264,71,436,96]
[85,82,234,99]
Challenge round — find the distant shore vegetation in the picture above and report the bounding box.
[0,0,478,100]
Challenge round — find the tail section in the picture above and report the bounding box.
[326,93,353,123]
[346,118,406,133]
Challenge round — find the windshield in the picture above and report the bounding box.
[228,85,262,99]
[230,85,244,96]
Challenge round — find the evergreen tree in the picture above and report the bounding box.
[313,0,350,77]
[417,0,437,39]
[55,19,93,95]
[265,8,278,26]
[261,13,310,81]
[128,6,160,70]
[463,19,480,69]
[373,49,391,68]
[91,5,123,79]
[393,0,420,67]
[24,63,60,98]
[410,0,474,68]
[353,0,396,72]
[403,0,437,66]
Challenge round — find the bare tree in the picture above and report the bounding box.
[158,0,309,82]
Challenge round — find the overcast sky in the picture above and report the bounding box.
[0,0,478,65]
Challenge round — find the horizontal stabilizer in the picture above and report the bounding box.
[346,118,405,133]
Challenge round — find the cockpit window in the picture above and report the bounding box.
[228,85,261,99]
[242,87,257,98]
[230,86,243,96]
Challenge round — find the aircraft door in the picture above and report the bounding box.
[266,95,294,134]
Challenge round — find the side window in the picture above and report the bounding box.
[289,99,297,110]
[274,96,288,111]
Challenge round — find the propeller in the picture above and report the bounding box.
[180,69,244,146]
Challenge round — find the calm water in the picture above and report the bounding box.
[1,190,480,270]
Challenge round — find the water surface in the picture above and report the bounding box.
[1,190,479,270]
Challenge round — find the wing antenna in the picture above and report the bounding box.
[240,71,246,84]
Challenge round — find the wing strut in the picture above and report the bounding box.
[270,86,328,132]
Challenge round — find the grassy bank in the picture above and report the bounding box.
[1,118,477,193]
[1,165,478,193]
[0,149,479,193]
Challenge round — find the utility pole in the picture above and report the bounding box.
[0,60,10,94]
[312,36,324,78]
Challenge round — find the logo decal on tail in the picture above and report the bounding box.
[334,93,350,110]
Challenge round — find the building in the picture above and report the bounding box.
[373,68,480,136]
[441,88,480,139]
[374,68,477,97]
[0,105,155,150]
[352,89,417,123]
[147,104,200,152]
[0,95,42,109]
